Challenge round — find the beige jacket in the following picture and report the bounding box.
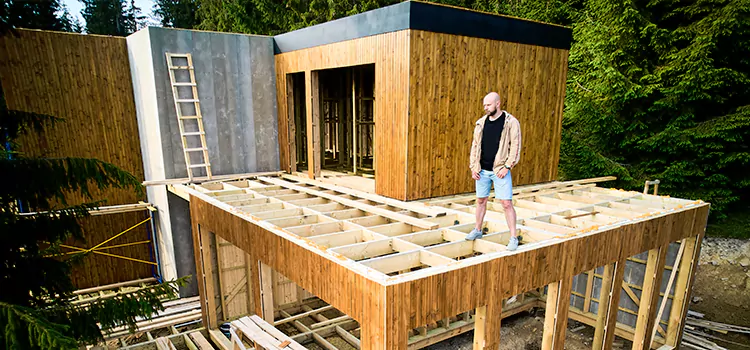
[469,111,522,174]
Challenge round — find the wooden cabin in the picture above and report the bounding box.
[274,1,572,200]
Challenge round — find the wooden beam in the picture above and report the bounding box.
[542,276,573,350]
[259,262,275,323]
[287,74,297,173]
[649,240,686,347]
[305,70,315,179]
[583,269,595,313]
[602,258,627,349]
[592,263,615,349]
[666,234,703,346]
[193,226,218,329]
[259,176,439,230]
[632,246,668,350]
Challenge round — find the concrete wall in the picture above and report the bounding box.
[128,27,279,296]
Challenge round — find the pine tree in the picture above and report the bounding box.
[0,0,80,32]
[82,0,144,36]
[154,0,199,28]
[561,0,750,219]
[0,38,187,348]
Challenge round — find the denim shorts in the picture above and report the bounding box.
[476,169,513,200]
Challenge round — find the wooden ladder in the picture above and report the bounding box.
[165,53,212,180]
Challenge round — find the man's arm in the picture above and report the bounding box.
[505,120,522,168]
[469,125,480,179]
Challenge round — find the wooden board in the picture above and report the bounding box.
[0,30,150,288]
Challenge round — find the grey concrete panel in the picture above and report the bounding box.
[129,26,279,288]
[167,192,198,297]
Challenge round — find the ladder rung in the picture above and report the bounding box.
[188,164,210,168]
[183,132,205,136]
[179,116,201,120]
[169,66,194,70]
[172,82,197,86]
[185,147,207,152]
[175,99,199,103]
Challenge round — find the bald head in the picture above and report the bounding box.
[483,92,502,116]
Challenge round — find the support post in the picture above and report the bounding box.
[666,234,703,345]
[632,246,668,350]
[305,70,321,178]
[584,268,595,313]
[473,299,503,349]
[599,258,627,349]
[592,264,615,349]
[286,74,297,173]
[259,262,275,323]
[351,68,357,174]
[192,225,219,329]
[542,277,573,350]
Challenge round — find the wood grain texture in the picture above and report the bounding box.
[189,182,709,349]
[189,195,386,346]
[407,30,568,200]
[275,30,410,200]
[0,30,150,288]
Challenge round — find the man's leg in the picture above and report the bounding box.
[494,171,518,250]
[500,200,517,238]
[468,171,491,240]
[475,197,488,231]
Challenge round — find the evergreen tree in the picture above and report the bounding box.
[0,0,79,32]
[81,0,144,36]
[0,39,187,348]
[154,0,199,28]
[561,0,750,219]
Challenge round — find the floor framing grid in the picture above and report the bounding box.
[174,175,709,349]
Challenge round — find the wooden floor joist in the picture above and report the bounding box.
[176,175,710,349]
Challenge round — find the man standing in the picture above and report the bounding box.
[466,92,521,251]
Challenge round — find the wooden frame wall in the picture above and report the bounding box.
[407,30,568,199]
[0,30,150,288]
[275,30,410,199]
[180,176,708,349]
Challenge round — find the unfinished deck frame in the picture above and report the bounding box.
[179,175,709,349]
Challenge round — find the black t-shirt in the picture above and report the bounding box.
[480,113,505,171]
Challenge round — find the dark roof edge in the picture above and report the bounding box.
[272,1,572,54]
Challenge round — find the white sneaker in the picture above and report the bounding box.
[507,236,519,251]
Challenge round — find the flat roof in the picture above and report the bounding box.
[273,1,573,53]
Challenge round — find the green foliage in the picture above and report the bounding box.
[562,0,750,220]
[195,0,401,35]
[0,0,81,32]
[81,0,145,36]
[153,0,199,28]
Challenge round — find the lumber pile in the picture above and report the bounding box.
[681,311,750,350]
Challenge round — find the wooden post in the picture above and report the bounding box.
[632,246,668,350]
[666,234,703,346]
[305,71,321,178]
[592,264,615,349]
[192,225,219,329]
[542,277,573,350]
[259,262,275,323]
[286,74,296,173]
[584,269,595,313]
[473,299,503,349]
[601,258,627,349]
[351,68,357,174]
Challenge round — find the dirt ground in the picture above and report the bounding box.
[425,310,631,350]
[427,237,750,350]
